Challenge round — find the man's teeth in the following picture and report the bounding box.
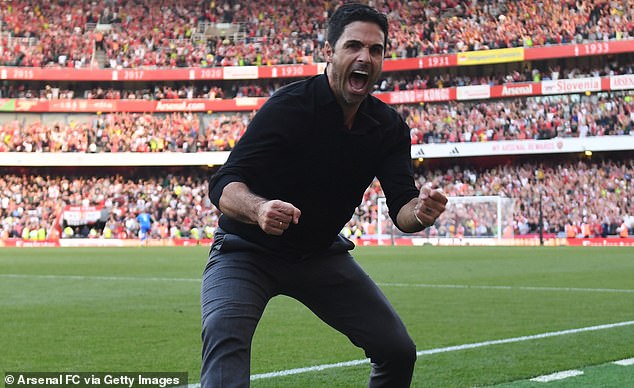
[352,70,369,76]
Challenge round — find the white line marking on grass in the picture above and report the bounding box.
[250,320,634,380]
[251,358,371,380]
[614,357,634,366]
[3,275,633,295]
[0,274,200,282]
[377,282,634,294]
[530,370,584,382]
[416,321,634,356]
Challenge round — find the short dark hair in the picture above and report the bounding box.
[327,2,389,49]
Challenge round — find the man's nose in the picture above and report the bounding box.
[357,46,372,62]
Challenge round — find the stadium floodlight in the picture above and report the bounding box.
[376,195,515,246]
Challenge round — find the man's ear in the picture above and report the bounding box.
[323,41,333,62]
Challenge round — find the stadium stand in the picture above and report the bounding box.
[2,157,632,241]
[1,0,632,67]
[1,90,631,153]
[1,0,633,246]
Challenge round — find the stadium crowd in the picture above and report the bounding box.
[0,80,281,100]
[0,172,217,241]
[2,59,632,100]
[403,93,634,143]
[346,158,634,240]
[1,0,632,68]
[417,159,633,239]
[0,111,253,152]
[1,0,632,245]
[378,59,634,91]
[1,92,631,152]
[1,159,632,241]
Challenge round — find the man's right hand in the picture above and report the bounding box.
[218,182,301,235]
[256,200,302,235]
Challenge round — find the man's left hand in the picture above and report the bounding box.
[413,187,448,227]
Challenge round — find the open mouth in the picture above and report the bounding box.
[349,70,369,93]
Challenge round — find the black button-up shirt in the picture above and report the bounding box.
[209,73,418,257]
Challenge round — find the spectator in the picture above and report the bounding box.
[1,0,632,68]
[1,158,632,240]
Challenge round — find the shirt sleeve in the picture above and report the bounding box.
[207,96,293,208]
[376,113,419,227]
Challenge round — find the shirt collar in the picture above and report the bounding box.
[315,72,337,107]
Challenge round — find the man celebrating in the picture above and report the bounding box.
[202,3,448,387]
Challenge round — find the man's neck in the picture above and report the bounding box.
[338,100,361,130]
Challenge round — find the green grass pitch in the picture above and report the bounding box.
[1,246,633,387]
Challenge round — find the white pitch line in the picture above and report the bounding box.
[0,274,200,282]
[190,355,634,387]
[530,370,584,382]
[251,358,370,380]
[250,320,634,380]
[377,282,634,294]
[614,357,634,366]
[3,274,634,294]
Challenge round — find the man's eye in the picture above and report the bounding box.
[370,46,384,56]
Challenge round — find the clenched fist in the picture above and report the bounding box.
[413,187,448,227]
[256,200,302,235]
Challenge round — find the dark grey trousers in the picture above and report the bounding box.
[200,231,416,387]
